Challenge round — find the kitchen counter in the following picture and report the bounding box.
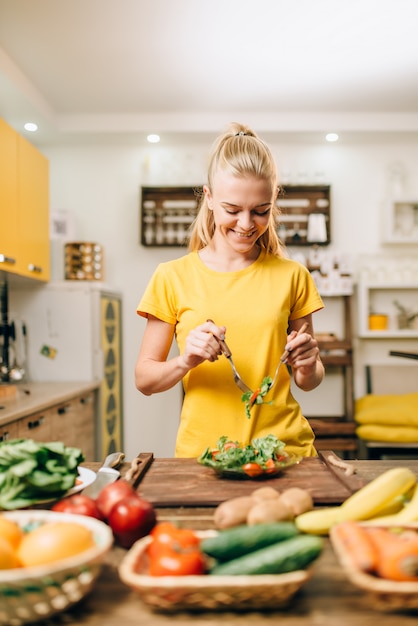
[0,381,100,425]
[56,458,418,626]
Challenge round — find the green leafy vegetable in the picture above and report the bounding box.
[241,376,273,419]
[0,438,84,510]
[198,434,288,473]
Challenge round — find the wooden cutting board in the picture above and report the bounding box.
[127,452,366,507]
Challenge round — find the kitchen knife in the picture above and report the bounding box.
[83,451,125,498]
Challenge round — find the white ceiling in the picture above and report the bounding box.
[1,0,418,146]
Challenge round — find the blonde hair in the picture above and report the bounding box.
[188,122,283,255]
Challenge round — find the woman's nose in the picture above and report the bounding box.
[237,212,254,230]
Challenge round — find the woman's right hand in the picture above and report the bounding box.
[180,320,226,369]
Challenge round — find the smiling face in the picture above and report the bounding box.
[204,171,274,255]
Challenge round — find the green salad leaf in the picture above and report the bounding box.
[241,376,273,419]
[0,438,84,510]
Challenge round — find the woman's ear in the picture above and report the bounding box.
[203,184,213,209]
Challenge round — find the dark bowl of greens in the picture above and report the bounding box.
[197,434,301,479]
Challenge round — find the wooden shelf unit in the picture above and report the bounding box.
[277,184,331,246]
[307,294,357,457]
[139,184,331,247]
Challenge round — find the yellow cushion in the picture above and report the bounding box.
[354,392,418,427]
[356,423,418,443]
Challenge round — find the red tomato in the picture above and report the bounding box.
[147,522,200,559]
[107,494,156,549]
[249,388,261,406]
[96,480,136,518]
[148,546,206,576]
[275,454,288,463]
[223,441,238,451]
[264,459,277,474]
[242,462,263,477]
[51,494,103,520]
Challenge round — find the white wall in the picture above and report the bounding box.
[40,138,418,459]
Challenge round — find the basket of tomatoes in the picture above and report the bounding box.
[118,520,322,611]
[0,510,113,625]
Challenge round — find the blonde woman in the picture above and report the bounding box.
[135,122,324,458]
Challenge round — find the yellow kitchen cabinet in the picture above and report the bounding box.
[17,133,50,280]
[0,117,50,281]
[0,118,19,271]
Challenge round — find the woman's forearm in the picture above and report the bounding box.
[135,354,189,395]
[293,358,325,392]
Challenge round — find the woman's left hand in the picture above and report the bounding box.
[285,323,324,391]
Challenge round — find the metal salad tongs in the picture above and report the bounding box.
[207,319,252,394]
[267,322,309,391]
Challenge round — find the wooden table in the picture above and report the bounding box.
[53,458,418,626]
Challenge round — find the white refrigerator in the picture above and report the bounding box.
[9,280,123,459]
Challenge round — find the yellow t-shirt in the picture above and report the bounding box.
[137,250,324,458]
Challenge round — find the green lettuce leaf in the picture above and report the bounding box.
[0,438,84,510]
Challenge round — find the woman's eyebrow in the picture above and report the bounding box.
[221,201,272,209]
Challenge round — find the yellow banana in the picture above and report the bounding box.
[362,485,418,526]
[295,507,339,535]
[295,468,417,535]
[336,467,416,523]
[393,483,418,522]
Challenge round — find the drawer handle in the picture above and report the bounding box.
[0,254,16,265]
[57,404,71,415]
[80,395,92,405]
[28,264,43,274]
[28,416,44,429]
[0,431,10,442]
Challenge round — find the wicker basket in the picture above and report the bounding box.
[0,510,113,625]
[330,522,418,611]
[118,530,312,612]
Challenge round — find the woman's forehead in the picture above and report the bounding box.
[211,170,273,195]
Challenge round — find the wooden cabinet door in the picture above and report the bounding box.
[17,134,50,281]
[50,393,96,461]
[0,420,19,443]
[0,118,19,273]
[18,409,53,441]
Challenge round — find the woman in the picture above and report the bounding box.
[135,122,325,458]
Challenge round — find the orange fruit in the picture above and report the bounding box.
[0,515,24,550]
[0,535,21,570]
[17,521,95,567]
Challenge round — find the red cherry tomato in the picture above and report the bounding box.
[107,493,156,548]
[96,479,136,518]
[242,462,263,477]
[51,494,103,520]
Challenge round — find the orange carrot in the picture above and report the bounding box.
[365,527,418,582]
[333,520,379,573]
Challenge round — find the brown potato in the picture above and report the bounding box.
[247,498,294,526]
[278,488,314,516]
[213,496,254,529]
[250,486,280,502]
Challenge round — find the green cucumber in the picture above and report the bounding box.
[201,522,298,562]
[209,534,323,576]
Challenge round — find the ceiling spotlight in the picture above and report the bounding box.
[325,133,339,142]
[147,134,160,144]
[24,122,38,132]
